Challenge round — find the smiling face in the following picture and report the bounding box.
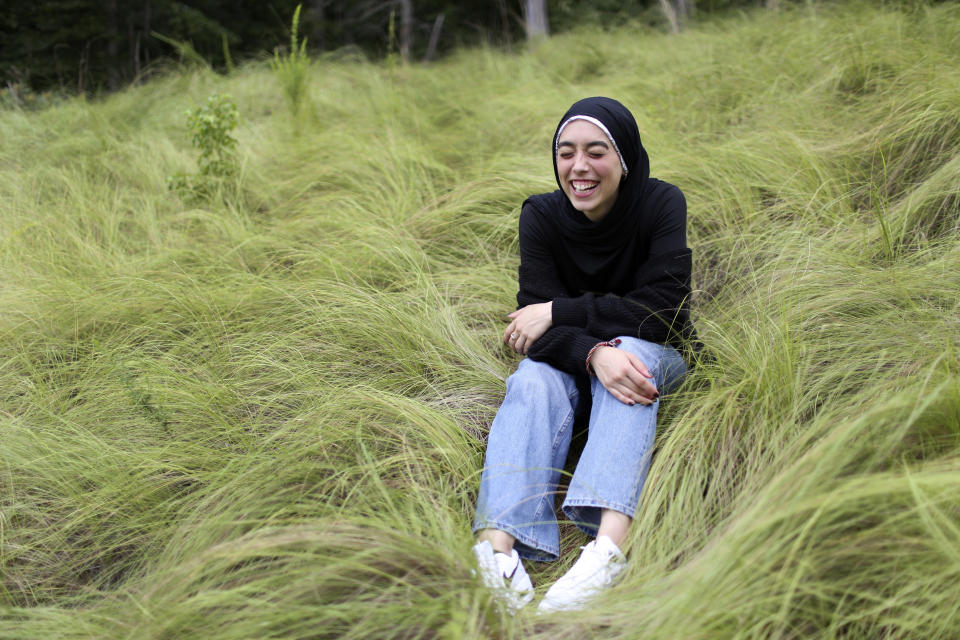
[555,119,624,222]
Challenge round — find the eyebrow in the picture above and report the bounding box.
[557,140,610,149]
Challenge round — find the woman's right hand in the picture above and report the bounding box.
[588,346,659,406]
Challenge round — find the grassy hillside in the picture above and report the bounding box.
[2,2,959,638]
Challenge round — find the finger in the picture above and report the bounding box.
[620,382,654,405]
[620,390,656,407]
[507,310,519,319]
[618,385,653,405]
[521,335,533,355]
[597,377,639,406]
[602,374,653,404]
[607,387,635,406]
[625,352,653,378]
[515,334,527,354]
[623,368,658,398]
[503,321,517,344]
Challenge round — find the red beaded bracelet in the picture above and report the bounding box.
[585,338,622,374]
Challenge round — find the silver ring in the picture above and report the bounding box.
[510,332,518,340]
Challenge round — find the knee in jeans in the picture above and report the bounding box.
[506,360,568,398]
[614,336,685,391]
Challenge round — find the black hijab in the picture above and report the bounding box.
[523,96,654,278]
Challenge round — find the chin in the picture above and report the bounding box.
[568,199,595,215]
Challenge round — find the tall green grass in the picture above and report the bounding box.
[2,2,958,637]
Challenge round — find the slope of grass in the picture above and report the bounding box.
[1,2,959,638]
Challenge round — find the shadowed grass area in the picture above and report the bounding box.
[2,2,959,638]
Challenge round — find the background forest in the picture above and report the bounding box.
[2,1,960,638]
[9,0,835,95]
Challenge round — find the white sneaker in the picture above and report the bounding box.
[472,540,535,614]
[537,535,626,613]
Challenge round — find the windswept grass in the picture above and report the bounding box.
[2,2,959,638]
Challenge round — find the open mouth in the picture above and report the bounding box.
[571,180,598,196]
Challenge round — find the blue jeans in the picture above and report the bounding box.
[473,337,686,562]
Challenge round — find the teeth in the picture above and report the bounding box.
[572,182,597,192]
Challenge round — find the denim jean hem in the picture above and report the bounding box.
[471,520,559,562]
[561,499,637,536]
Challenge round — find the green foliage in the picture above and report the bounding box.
[168,93,240,197]
[2,3,960,638]
[186,94,239,178]
[270,4,311,118]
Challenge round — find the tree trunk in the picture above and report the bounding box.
[143,0,151,66]
[310,0,327,50]
[659,0,693,32]
[424,13,444,62]
[128,8,138,81]
[398,0,413,62]
[524,0,548,41]
[658,0,679,34]
[133,31,141,80]
[496,0,512,44]
[106,0,120,90]
[78,41,91,93]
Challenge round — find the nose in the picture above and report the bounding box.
[572,151,589,173]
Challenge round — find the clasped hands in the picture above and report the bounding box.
[503,302,658,406]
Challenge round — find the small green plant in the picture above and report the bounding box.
[270,4,310,118]
[169,93,239,196]
[186,94,239,178]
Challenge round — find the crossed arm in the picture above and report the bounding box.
[503,300,659,405]
[503,193,690,405]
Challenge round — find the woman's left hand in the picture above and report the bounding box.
[503,301,553,354]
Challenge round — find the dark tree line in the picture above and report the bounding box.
[2,0,790,95]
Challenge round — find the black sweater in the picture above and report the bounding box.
[518,178,695,376]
